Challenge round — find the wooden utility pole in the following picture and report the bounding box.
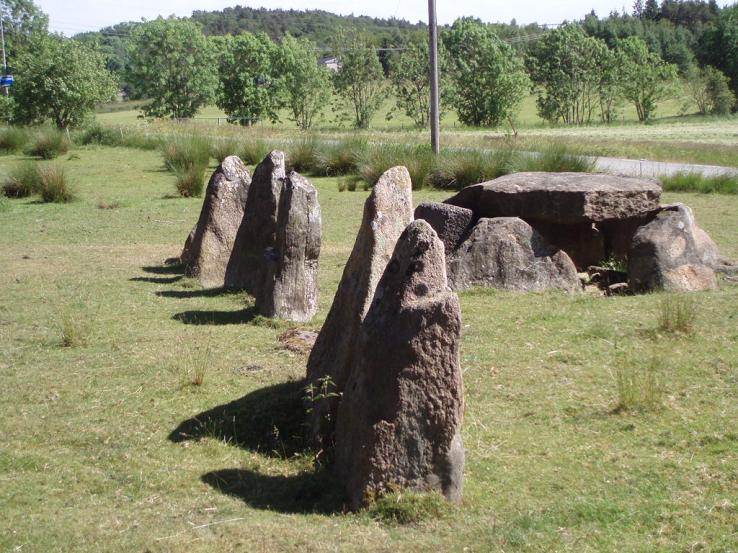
[428,0,440,154]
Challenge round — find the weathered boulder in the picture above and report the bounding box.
[445,172,662,225]
[256,171,321,321]
[414,202,475,255]
[334,220,464,511]
[628,204,718,292]
[447,217,580,292]
[628,203,719,292]
[305,166,413,447]
[225,151,286,292]
[180,156,251,288]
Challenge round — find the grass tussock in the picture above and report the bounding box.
[210,138,242,163]
[96,199,122,210]
[59,315,89,348]
[0,127,30,153]
[76,123,121,146]
[367,489,451,525]
[174,165,207,198]
[517,142,597,173]
[660,172,738,194]
[2,161,42,198]
[239,139,272,165]
[428,148,519,190]
[286,136,319,173]
[27,129,70,160]
[314,137,366,176]
[39,165,76,203]
[657,294,698,335]
[171,342,212,387]
[613,355,664,413]
[161,134,211,174]
[357,143,435,190]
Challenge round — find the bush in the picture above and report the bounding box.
[210,138,241,163]
[660,172,738,194]
[174,165,207,197]
[518,143,596,173]
[161,134,211,174]
[2,162,42,198]
[238,138,272,165]
[313,137,366,176]
[27,129,70,159]
[0,127,30,153]
[38,164,76,203]
[286,136,318,173]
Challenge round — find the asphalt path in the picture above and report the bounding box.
[593,156,738,178]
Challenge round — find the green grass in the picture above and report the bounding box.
[661,172,738,194]
[27,128,70,160]
[0,145,737,551]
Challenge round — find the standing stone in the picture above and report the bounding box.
[414,201,475,255]
[447,217,581,292]
[334,220,464,511]
[256,172,321,321]
[628,203,719,292]
[180,156,251,288]
[305,166,413,446]
[225,151,286,293]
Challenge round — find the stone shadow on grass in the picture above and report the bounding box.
[169,380,308,458]
[156,287,230,299]
[173,306,258,325]
[142,262,184,275]
[130,275,183,284]
[201,468,344,515]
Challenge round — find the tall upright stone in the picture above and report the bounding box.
[225,151,286,293]
[180,156,251,288]
[305,166,413,446]
[334,220,464,510]
[256,171,322,321]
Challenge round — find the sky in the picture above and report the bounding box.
[37,0,734,36]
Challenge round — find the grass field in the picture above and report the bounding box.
[1,146,737,552]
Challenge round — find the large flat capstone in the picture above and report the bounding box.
[445,172,662,224]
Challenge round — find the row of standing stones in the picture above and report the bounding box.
[178,152,728,510]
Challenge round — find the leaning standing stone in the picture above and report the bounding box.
[305,166,413,447]
[628,203,719,292]
[334,220,464,510]
[225,151,286,293]
[180,156,251,288]
[256,171,321,321]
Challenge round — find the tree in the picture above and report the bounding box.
[333,33,386,129]
[527,24,609,125]
[13,34,116,128]
[215,32,283,125]
[0,0,48,58]
[643,0,660,20]
[686,65,736,114]
[617,36,679,121]
[698,6,738,98]
[274,35,331,129]
[444,19,529,129]
[126,18,216,119]
[389,37,453,128]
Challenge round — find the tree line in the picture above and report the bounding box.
[2,0,737,129]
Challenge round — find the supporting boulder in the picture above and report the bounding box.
[305,166,413,447]
[447,217,581,292]
[225,151,286,293]
[256,172,321,322]
[628,203,719,292]
[414,201,475,255]
[180,156,251,287]
[334,220,464,511]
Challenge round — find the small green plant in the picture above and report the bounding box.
[660,172,738,195]
[174,165,207,197]
[2,161,42,198]
[613,355,663,413]
[367,489,451,525]
[38,165,76,203]
[599,255,627,272]
[59,315,89,348]
[303,376,339,416]
[27,129,70,159]
[0,127,30,153]
[171,341,212,387]
[657,294,698,335]
[518,142,596,173]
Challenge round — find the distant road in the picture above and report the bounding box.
[593,156,738,178]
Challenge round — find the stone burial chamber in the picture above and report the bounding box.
[416,171,721,294]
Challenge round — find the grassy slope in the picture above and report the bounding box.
[0,147,737,552]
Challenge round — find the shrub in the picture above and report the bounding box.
[660,172,738,195]
[313,137,366,176]
[657,294,698,335]
[518,142,596,173]
[210,138,241,163]
[0,127,30,153]
[2,162,42,198]
[239,138,272,165]
[38,164,76,203]
[174,165,207,197]
[161,134,211,173]
[286,136,318,173]
[367,490,450,525]
[613,355,663,412]
[27,128,70,159]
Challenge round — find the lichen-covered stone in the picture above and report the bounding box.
[414,201,475,255]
